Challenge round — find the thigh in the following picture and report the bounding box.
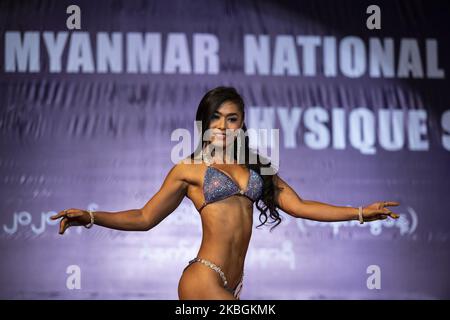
[178,263,236,300]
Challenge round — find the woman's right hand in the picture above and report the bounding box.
[50,209,91,235]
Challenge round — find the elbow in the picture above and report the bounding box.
[138,223,152,232]
[142,221,155,231]
[139,222,151,231]
[140,213,160,231]
[139,209,153,231]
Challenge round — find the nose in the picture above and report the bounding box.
[217,116,226,130]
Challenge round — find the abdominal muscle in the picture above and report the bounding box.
[183,196,254,294]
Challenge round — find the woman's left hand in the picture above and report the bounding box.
[362,201,400,222]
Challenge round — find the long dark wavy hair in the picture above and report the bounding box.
[190,86,283,231]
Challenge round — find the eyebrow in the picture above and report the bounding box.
[214,111,239,117]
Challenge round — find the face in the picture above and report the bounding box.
[207,101,244,148]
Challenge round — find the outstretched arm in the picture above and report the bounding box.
[273,174,400,222]
[139,162,188,230]
[52,162,188,233]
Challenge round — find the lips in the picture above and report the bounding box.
[213,132,226,139]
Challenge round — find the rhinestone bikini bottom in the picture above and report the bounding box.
[183,257,244,300]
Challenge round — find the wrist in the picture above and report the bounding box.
[350,206,363,222]
[84,210,95,228]
[356,206,364,224]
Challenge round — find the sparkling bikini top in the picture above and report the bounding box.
[198,163,264,213]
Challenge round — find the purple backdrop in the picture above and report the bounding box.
[1,0,450,299]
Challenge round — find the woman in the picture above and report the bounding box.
[51,86,400,300]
